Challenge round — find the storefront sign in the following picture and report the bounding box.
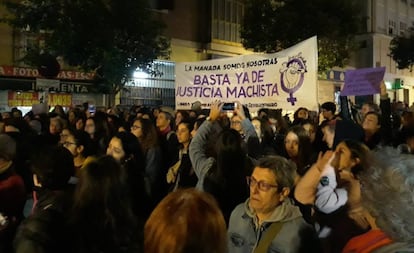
[48,93,72,107]
[8,91,39,107]
[36,78,60,90]
[60,83,90,93]
[34,79,90,93]
[0,66,94,80]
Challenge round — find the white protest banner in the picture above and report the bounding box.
[175,36,318,111]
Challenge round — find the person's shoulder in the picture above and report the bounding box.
[276,217,319,253]
[228,202,251,232]
[166,130,176,140]
[229,202,248,220]
[16,205,65,241]
[372,242,414,253]
[234,202,246,212]
[0,171,24,188]
[15,206,72,253]
[283,215,311,230]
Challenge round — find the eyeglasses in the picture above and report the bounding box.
[246,176,278,192]
[231,121,241,125]
[131,125,142,130]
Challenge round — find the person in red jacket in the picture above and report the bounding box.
[0,133,26,252]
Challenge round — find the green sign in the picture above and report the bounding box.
[393,78,404,89]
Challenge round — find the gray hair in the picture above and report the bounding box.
[256,155,297,191]
[360,147,414,242]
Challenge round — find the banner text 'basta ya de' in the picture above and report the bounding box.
[175,36,318,111]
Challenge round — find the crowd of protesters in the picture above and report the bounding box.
[1,80,414,253]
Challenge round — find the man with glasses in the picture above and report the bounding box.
[228,156,319,253]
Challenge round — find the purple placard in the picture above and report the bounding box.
[341,67,385,96]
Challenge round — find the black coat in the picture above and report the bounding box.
[14,188,73,253]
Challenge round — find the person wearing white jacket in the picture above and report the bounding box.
[294,139,371,253]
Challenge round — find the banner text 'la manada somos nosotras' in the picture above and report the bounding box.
[175,36,318,112]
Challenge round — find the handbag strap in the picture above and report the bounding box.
[254,222,284,253]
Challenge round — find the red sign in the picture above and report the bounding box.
[0,65,94,80]
[48,93,72,107]
[8,91,39,107]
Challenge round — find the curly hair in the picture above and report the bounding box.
[134,118,159,154]
[360,147,414,242]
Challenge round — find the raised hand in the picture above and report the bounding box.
[234,101,246,120]
[315,151,336,172]
[209,100,222,121]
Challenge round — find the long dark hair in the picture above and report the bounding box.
[135,118,159,154]
[86,115,110,142]
[203,128,249,224]
[111,131,150,219]
[341,139,370,177]
[112,131,144,167]
[285,125,314,176]
[70,156,140,252]
[66,129,94,158]
[209,129,246,180]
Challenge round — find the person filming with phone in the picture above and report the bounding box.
[226,102,253,142]
[189,100,257,225]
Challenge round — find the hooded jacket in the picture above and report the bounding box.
[228,198,320,253]
[333,120,365,149]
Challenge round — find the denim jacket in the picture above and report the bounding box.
[228,198,318,253]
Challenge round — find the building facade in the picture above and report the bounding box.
[122,0,252,108]
[146,0,414,109]
[0,4,108,112]
[1,0,414,111]
[351,0,414,105]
